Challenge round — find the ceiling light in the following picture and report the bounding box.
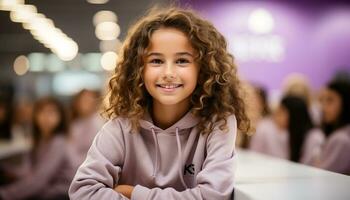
[95,21,120,40]
[87,0,109,4]
[10,4,37,23]
[248,8,275,34]
[100,51,118,71]
[0,0,24,11]
[93,10,117,26]
[13,55,29,75]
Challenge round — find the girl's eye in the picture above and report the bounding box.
[176,58,190,64]
[149,59,163,64]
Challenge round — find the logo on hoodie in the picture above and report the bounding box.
[184,164,195,175]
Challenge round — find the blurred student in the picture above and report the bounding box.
[317,80,350,174]
[12,99,34,142]
[0,99,33,185]
[237,83,270,148]
[250,96,324,163]
[0,98,13,140]
[69,89,105,168]
[282,73,321,125]
[0,97,74,200]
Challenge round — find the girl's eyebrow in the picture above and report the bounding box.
[176,52,194,57]
[146,52,194,57]
[146,52,162,57]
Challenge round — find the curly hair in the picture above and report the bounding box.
[104,6,250,134]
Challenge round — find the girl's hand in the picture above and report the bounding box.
[114,185,134,198]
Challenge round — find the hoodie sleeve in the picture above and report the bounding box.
[69,120,129,200]
[131,115,237,200]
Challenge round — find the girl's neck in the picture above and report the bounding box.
[151,99,191,130]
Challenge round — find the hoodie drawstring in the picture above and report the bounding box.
[150,127,188,189]
[176,127,188,189]
[151,128,159,177]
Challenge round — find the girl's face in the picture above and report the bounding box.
[320,88,342,124]
[77,91,97,117]
[274,105,289,130]
[36,103,61,137]
[143,28,199,107]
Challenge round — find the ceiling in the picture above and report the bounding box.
[0,0,349,55]
[0,0,170,54]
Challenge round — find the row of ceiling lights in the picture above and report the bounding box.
[1,0,121,75]
[0,0,79,61]
[92,9,122,71]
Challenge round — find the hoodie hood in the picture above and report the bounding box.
[139,109,200,133]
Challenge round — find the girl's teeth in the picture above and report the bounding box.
[160,84,180,88]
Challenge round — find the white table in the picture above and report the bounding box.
[234,149,350,200]
[0,138,31,160]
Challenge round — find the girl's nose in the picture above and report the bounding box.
[163,62,176,79]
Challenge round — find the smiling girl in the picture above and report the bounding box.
[69,7,249,200]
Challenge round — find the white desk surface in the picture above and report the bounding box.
[1,141,349,199]
[0,139,31,160]
[235,149,350,200]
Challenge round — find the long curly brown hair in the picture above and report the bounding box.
[104,6,250,134]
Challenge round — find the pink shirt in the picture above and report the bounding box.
[69,113,105,169]
[319,125,350,175]
[249,118,325,164]
[0,135,75,200]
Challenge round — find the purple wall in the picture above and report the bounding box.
[180,0,350,93]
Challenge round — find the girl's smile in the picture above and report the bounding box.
[156,83,184,93]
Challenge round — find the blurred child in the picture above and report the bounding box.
[317,80,350,174]
[250,96,324,164]
[282,73,321,125]
[237,82,270,148]
[0,97,75,200]
[12,99,34,142]
[69,7,249,200]
[69,89,105,168]
[0,98,13,140]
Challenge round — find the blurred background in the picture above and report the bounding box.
[0,0,349,199]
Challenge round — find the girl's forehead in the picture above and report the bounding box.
[146,28,195,52]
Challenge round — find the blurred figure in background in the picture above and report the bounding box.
[237,82,270,148]
[0,97,14,140]
[250,96,324,164]
[317,79,350,174]
[12,99,34,142]
[282,73,322,125]
[0,97,74,200]
[0,82,14,140]
[69,89,105,169]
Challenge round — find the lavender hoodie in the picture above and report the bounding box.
[249,118,325,164]
[69,111,237,200]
